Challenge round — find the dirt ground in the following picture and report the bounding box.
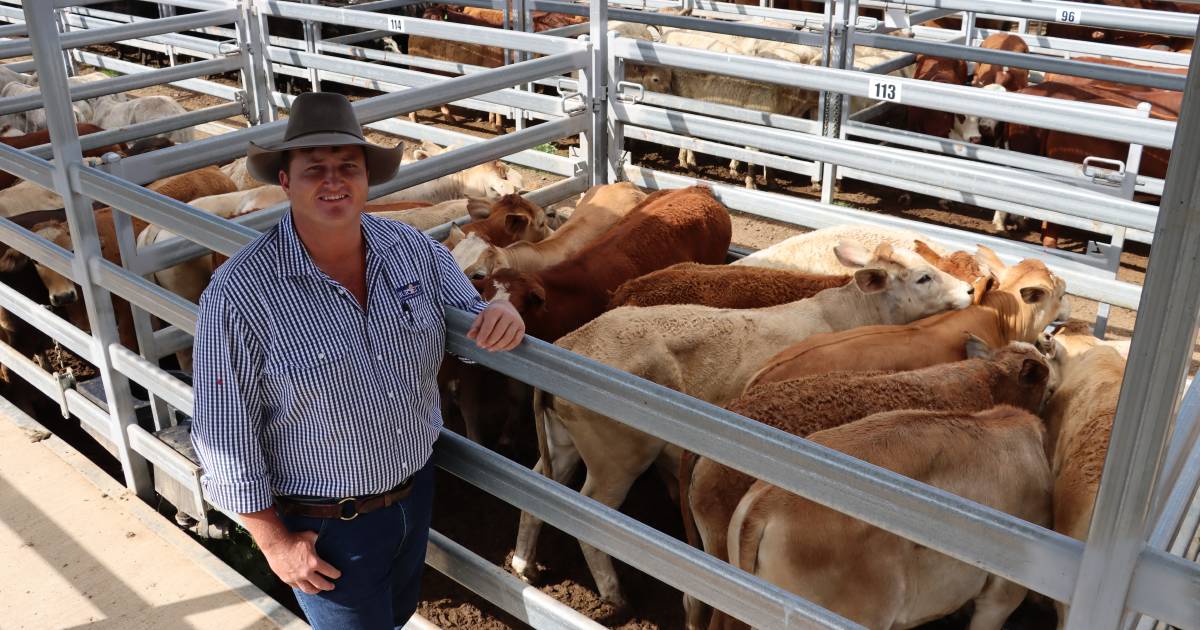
[21,40,1189,630]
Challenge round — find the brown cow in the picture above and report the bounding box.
[1004,80,1177,246]
[906,55,979,142]
[443,194,552,249]
[475,186,733,343]
[747,247,1069,389]
[972,33,1031,92]
[0,124,126,191]
[682,340,1053,629]
[720,406,1051,630]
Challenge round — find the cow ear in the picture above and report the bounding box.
[1020,358,1050,386]
[466,197,491,220]
[975,245,1006,275]
[0,248,28,272]
[504,213,530,233]
[834,240,872,268]
[853,268,888,294]
[1020,286,1048,304]
[913,240,942,265]
[964,334,991,359]
[528,283,547,308]
[445,224,466,248]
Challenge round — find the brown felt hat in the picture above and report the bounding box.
[245,92,402,186]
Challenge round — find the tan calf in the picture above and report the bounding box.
[451,182,647,277]
[747,247,1068,390]
[514,241,975,610]
[723,406,1052,630]
[681,340,1053,629]
[444,194,552,249]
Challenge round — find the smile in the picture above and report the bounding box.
[319,194,349,201]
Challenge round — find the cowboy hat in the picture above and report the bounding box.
[245,92,402,186]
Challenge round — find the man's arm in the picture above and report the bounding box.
[191,289,340,592]
[430,238,524,352]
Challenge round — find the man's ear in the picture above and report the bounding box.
[278,169,290,192]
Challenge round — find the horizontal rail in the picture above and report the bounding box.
[0,339,113,441]
[433,421,861,629]
[0,55,242,116]
[92,258,198,336]
[424,530,607,630]
[614,101,1159,232]
[117,50,589,183]
[110,344,194,416]
[884,0,1198,37]
[625,124,821,178]
[0,280,95,365]
[28,103,245,160]
[854,31,1188,92]
[262,0,586,56]
[0,7,237,58]
[623,166,1143,309]
[0,140,56,188]
[75,166,260,259]
[60,6,230,56]
[127,423,199,490]
[613,38,1178,150]
[912,25,1192,68]
[70,50,241,102]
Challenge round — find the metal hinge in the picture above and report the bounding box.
[556,78,587,115]
[615,80,644,104]
[235,90,257,124]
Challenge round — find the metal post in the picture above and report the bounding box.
[1063,37,1200,630]
[963,10,977,47]
[159,3,179,67]
[55,8,79,78]
[821,0,852,204]
[24,0,153,499]
[240,0,276,124]
[586,0,609,187]
[1094,102,1149,338]
[605,31,625,184]
[303,0,321,91]
[813,0,835,186]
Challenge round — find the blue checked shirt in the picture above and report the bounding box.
[191,211,488,514]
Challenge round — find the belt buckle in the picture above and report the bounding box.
[337,497,359,521]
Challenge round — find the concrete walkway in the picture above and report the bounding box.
[0,402,305,630]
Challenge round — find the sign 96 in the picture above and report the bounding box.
[1056,9,1082,23]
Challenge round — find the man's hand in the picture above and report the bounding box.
[468,300,525,351]
[261,530,342,595]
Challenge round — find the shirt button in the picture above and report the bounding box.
[317,352,326,360]
[376,354,384,361]
[388,392,396,399]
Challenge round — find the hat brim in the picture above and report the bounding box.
[245,131,403,187]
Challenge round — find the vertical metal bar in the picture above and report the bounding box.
[24,0,153,499]
[1094,103,1149,338]
[821,0,851,204]
[55,7,77,78]
[159,3,179,67]
[813,0,835,186]
[1063,38,1200,630]
[241,0,276,124]
[303,0,321,91]
[587,0,608,187]
[963,10,977,47]
[606,32,625,184]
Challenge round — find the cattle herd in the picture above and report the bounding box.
[0,1,1193,628]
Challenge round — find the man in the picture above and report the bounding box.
[191,92,524,629]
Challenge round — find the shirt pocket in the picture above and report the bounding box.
[398,289,442,331]
[284,343,355,417]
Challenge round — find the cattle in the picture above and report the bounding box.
[0,82,92,134]
[1003,80,1177,246]
[906,55,979,142]
[218,156,260,191]
[732,223,948,273]
[722,406,1051,630]
[0,65,34,92]
[455,5,586,30]
[747,247,1068,389]
[443,194,552,249]
[451,182,647,278]
[972,33,1031,92]
[680,339,1053,629]
[513,240,974,610]
[90,95,193,145]
[372,154,524,204]
[404,6,507,126]
[609,262,851,310]
[1041,335,1126,628]
[0,156,109,217]
[0,124,125,191]
[474,186,732,344]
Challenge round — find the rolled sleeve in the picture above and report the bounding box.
[191,287,273,514]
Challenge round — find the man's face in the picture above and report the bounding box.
[278,145,368,230]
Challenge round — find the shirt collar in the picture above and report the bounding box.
[276,210,417,295]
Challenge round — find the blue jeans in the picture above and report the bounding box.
[277,457,435,630]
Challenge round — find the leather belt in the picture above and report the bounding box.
[276,476,415,521]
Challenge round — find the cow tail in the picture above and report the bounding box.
[729,489,767,576]
[532,388,554,482]
[679,450,703,550]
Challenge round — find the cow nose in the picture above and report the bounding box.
[50,289,77,307]
[966,286,975,296]
[967,135,982,144]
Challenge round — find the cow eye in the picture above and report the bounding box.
[917,274,932,284]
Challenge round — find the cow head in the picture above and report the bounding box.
[913,240,996,304]
[475,268,546,319]
[966,337,1055,413]
[976,245,1071,342]
[0,221,80,308]
[833,240,975,323]
[465,160,525,201]
[627,63,673,93]
[451,232,500,279]
[492,194,552,242]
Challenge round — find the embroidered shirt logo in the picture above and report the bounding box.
[399,280,423,301]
